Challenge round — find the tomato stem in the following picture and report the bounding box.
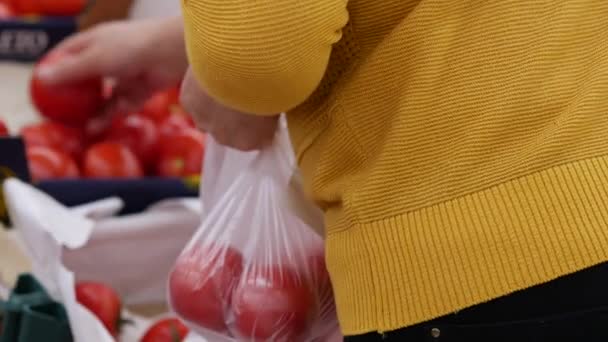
[173,158,185,172]
[117,316,134,335]
[170,321,181,342]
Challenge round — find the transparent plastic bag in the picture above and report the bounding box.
[168,121,337,341]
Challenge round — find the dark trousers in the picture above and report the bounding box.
[345,262,608,342]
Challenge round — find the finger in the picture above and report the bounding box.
[52,30,95,55]
[36,48,102,84]
[109,80,155,112]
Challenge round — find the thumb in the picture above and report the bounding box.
[36,50,101,85]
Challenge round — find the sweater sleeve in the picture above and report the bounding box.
[181,0,349,115]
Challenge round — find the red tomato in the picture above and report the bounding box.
[169,244,244,333]
[84,115,112,144]
[141,318,189,342]
[40,0,85,16]
[83,107,125,144]
[0,2,15,18]
[157,111,196,140]
[10,0,41,15]
[27,146,79,182]
[231,265,316,342]
[156,129,205,178]
[105,113,159,168]
[0,119,8,136]
[141,88,181,123]
[31,52,103,126]
[75,282,122,338]
[83,142,144,178]
[21,121,84,160]
[102,81,115,100]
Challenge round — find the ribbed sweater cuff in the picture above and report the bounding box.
[327,156,608,335]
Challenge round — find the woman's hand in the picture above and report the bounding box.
[37,17,188,113]
[180,68,279,151]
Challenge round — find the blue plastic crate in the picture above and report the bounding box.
[0,137,199,221]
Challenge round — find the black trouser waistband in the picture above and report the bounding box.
[345,262,608,342]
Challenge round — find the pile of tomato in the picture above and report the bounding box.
[0,0,86,19]
[0,51,205,182]
[75,281,190,342]
[169,243,332,341]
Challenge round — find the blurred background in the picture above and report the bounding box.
[0,2,341,342]
[0,0,197,329]
[0,0,181,131]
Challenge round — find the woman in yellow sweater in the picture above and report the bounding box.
[41,1,608,340]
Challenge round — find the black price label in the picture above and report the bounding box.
[0,17,76,62]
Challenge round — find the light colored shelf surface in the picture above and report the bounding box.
[129,0,181,19]
[0,227,31,289]
[0,62,39,131]
[0,63,37,286]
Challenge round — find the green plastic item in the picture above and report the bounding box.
[18,303,72,342]
[8,274,50,308]
[0,274,73,342]
[0,301,21,342]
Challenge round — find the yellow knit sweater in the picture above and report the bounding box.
[182,0,608,335]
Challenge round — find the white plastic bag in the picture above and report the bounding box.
[62,198,201,306]
[4,179,123,342]
[168,122,337,341]
[3,179,201,341]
